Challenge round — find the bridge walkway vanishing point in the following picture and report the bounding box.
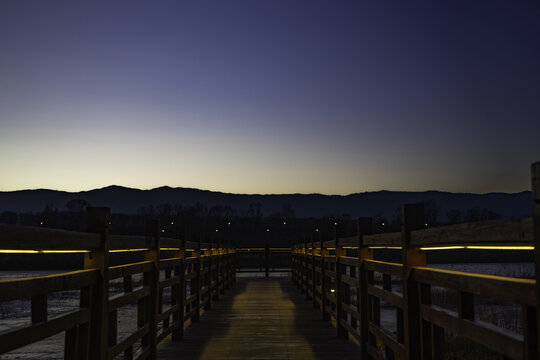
[157,277,361,360]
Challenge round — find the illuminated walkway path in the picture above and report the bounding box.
[157,277,361,359]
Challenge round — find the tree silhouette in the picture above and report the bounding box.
[66,199,91,213]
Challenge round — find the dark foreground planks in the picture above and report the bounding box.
[157,277,361,359]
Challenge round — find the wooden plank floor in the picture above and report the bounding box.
[157,277,362,359]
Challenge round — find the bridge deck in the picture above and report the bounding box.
[157,277,361,359]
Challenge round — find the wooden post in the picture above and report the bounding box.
[172,227,186,341]
[303,237,307,298]
[335,224,347,339]
[305,237,311,299]
[206,236,213,310]
[367,268,380,349]
[31,294,47,323]
[218,235,224,295]
[231,241,236,283]
[64,325,80,360]
[265,240,270,278]
[192,234,201,322]
[311,233,318,309]
[291,245,296,285]
[84,207,110,360]
[401,203,426,360]
[225,238,231,290]
[320,231,330,321]
[144,219,160,360]
[357,217,373,358]
[531,162,540,358]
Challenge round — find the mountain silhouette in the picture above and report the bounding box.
[0,186,532,222]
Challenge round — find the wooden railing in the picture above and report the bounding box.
[292,160,540,360]
[292,209,538,359]
[235,247,292,276]
[0,207,236,360]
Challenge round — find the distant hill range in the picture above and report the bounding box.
[0,186,533,223]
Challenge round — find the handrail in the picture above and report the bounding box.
[291,183,539,360]
[0,208,237,360]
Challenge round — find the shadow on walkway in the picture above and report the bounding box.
[157,277,360,359]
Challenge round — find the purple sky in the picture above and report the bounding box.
[1,1,539,194]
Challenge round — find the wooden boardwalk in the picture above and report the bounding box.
[157,277,362,359]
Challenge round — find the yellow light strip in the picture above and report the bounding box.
[368,246,402,249]
[465,245,534,250]
[0,249,90,254]
[160,247,181,251]
[419,245,534,251]
[109,248,149,253]
[420,246,465,251]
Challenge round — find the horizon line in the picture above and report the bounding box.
[0,184,531,197]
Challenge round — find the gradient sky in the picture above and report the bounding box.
[1,1,539,195]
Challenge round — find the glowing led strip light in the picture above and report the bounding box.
[0,245,533,254]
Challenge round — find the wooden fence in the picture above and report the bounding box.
[292,162,540,360]
[292,214,537,359]
[235,247,292,276]
[0,207,236,360]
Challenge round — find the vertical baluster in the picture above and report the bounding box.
[367,269,379,347]
[265,234,270,278]
[85,207,110,360]
[311,233,318,309]
[419,282,444,360]
[531,162,540,358]
[305,237,311,300]
[122,275,134,359]
[401,203,426,360]
[144,219,160,360]
[218,236,224,295]
[523,304,537,360]
[78,285,92,360]
[64,325,79,360]
[458,291,474,321]
[320,231,330,321]
[206,236,213,310]
[31,294,47,323]
[357,217,372,358]
[172,228,185,341]
[335,224,347,339]
[291,245,296,286]
[108,309,117,349]
[163,268,171,330]
[192,235,201,322]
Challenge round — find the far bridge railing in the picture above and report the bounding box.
[235,247,291,276]
[0,207,236,360]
